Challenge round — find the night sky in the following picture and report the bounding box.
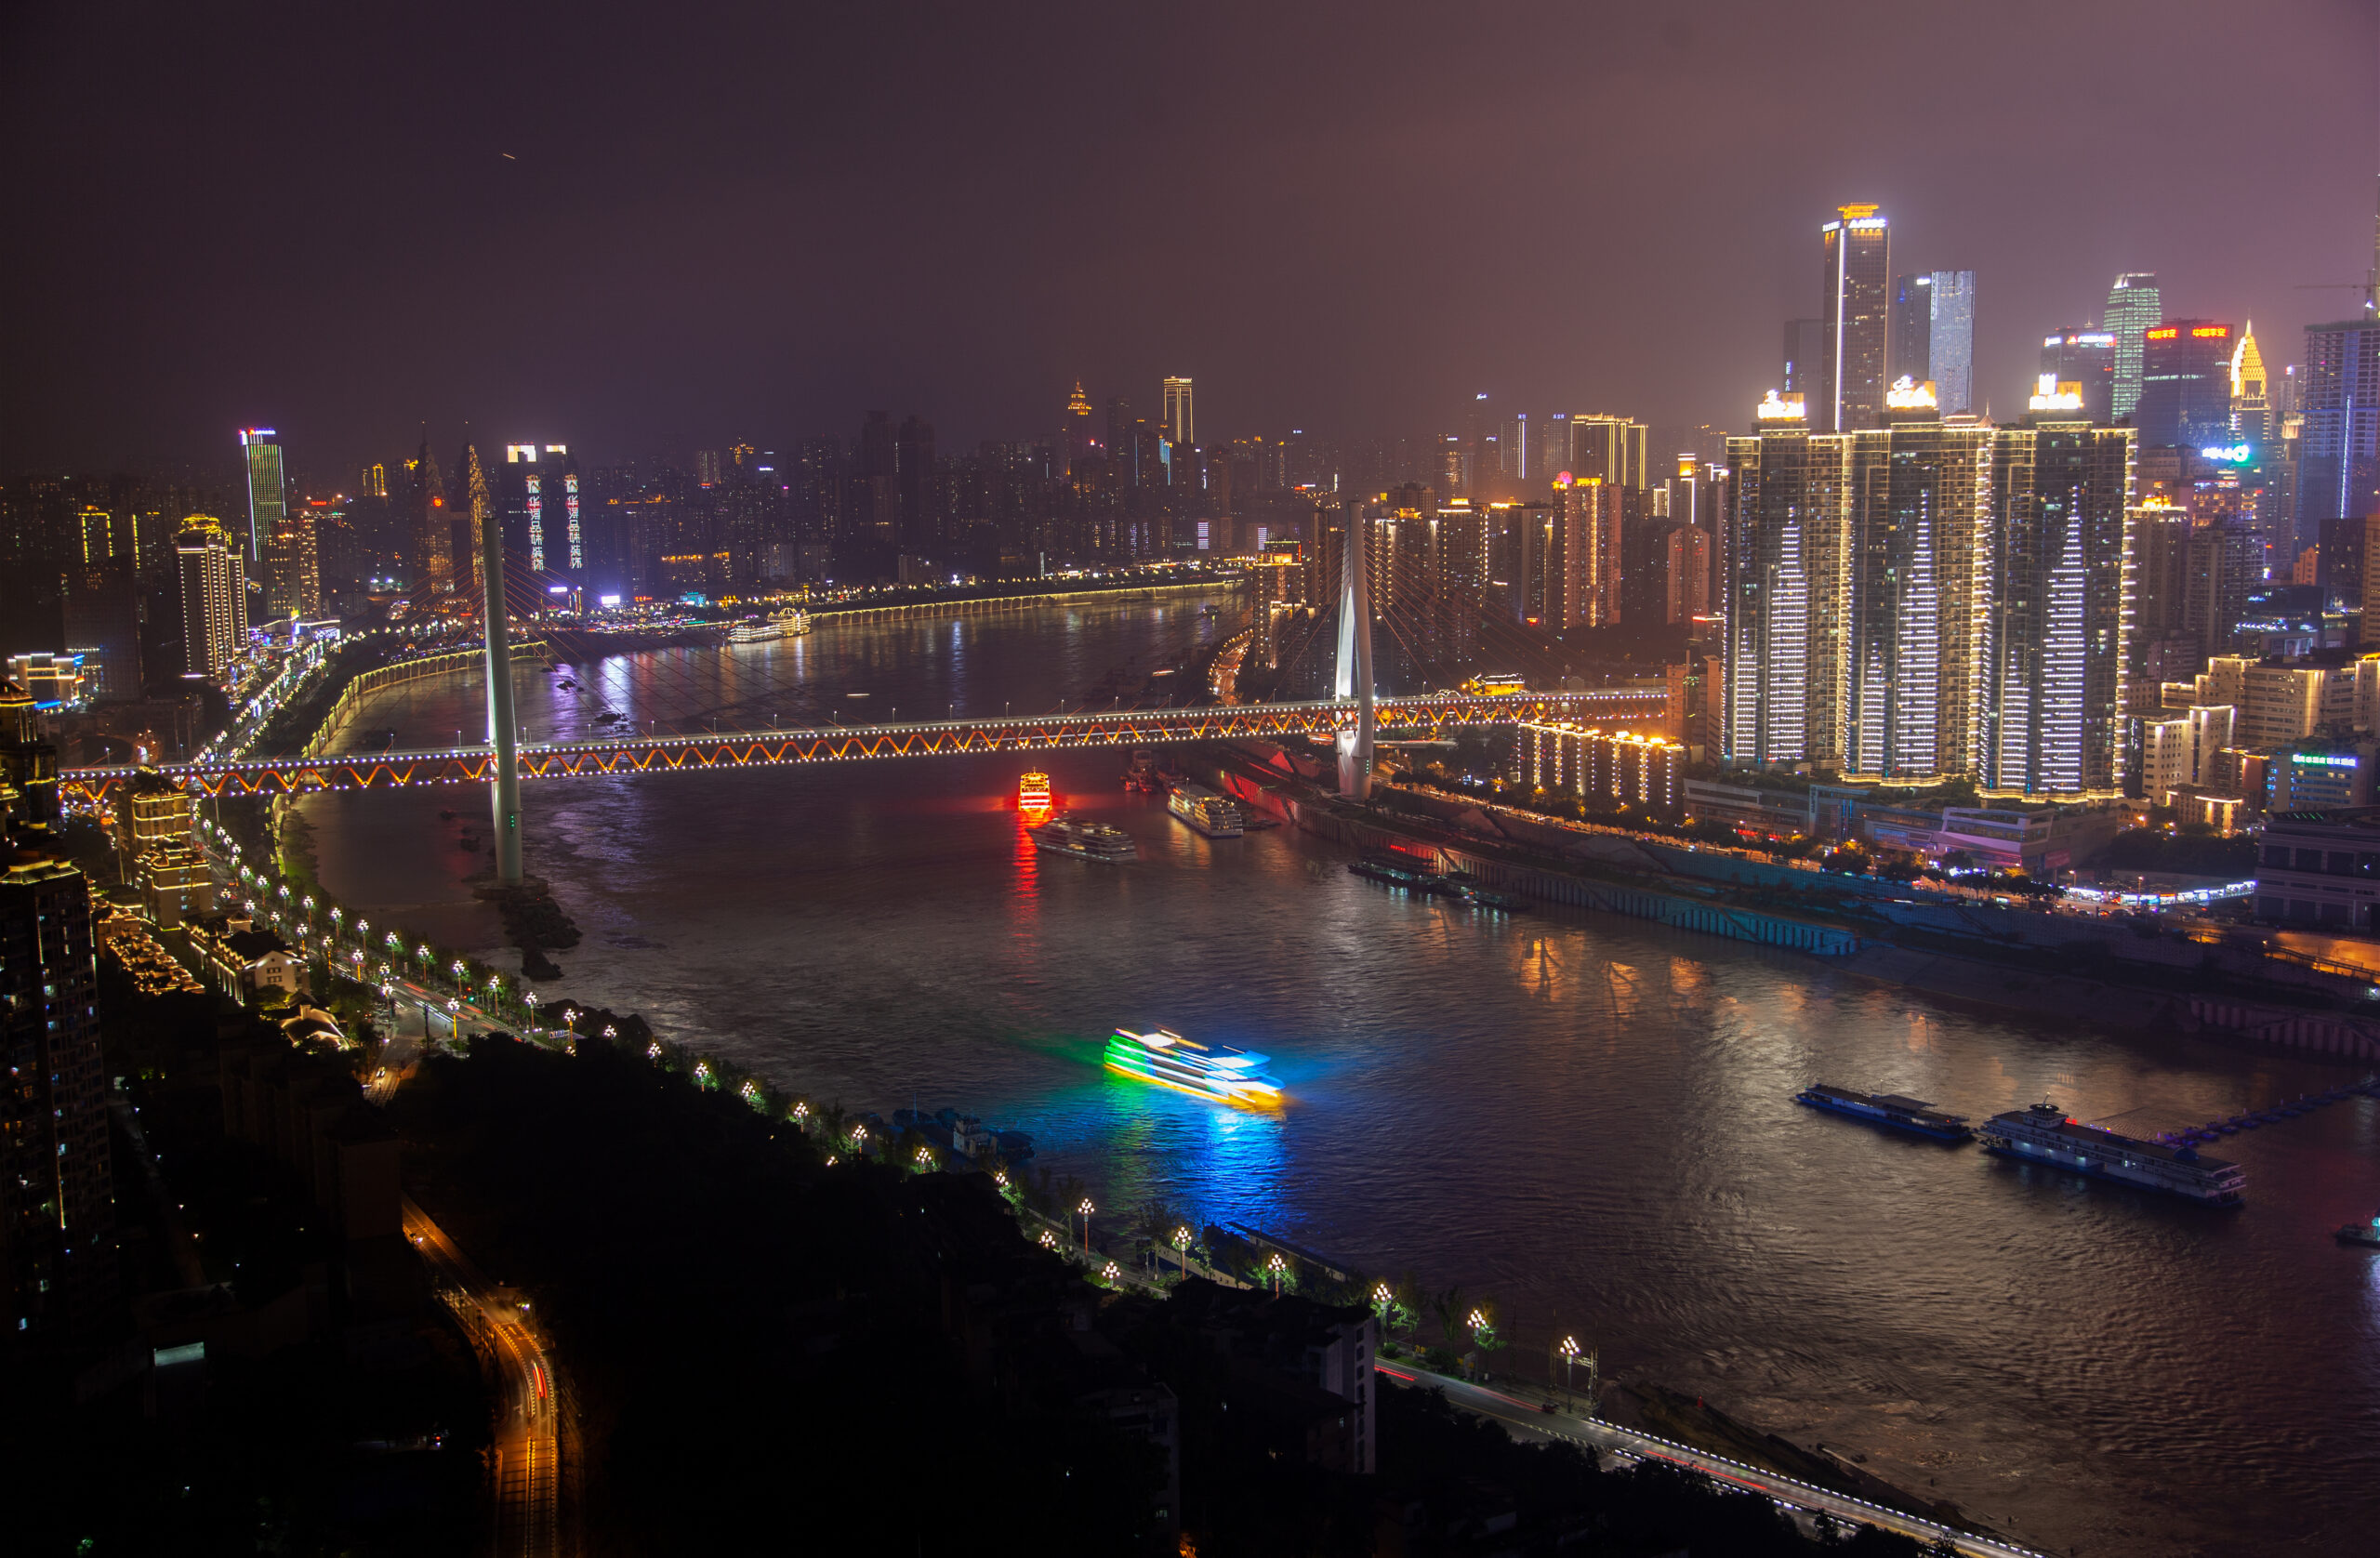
[5,0,2375,476]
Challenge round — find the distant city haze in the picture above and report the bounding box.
[1,0,2373,474]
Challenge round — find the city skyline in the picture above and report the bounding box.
[1,2,2373,473]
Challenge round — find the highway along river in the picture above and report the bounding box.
[299,592,2380,1557]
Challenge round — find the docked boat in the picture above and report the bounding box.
[725,618,786,644]
[1104,1025,1283,1106]
[1794,1083,1972,1142]
[1165,783,1243,838]
[1124,748,1160,791]
[1348,851,1448,893]
[1027,812,1137,862]
[1981,1102,2244,1205]
[1017,769,1053,809]
[2338,1209,2380,1248]
[1440,870,1529,913]
[770,607,812,635]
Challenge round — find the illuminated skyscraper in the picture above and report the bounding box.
[1565,416,1650,489]
[1979,405,2134,795]
[1064,381,1097,476]
[263,506,320,619]
[2295,314,2380,560]
[239,428,284,564]
[1843,380,1994,781]
[2104,272,2162,420]
[2136,321,2237,449]
[2232,322,2272,445]
[1722,392,1834,765]
[176,519,248,677]
[1162,376,1194,447]
[1819,205,1891,432]
[500,444,583,578]
[1926,271,1977,415]
[2042,329,2117,425]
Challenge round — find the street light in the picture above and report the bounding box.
[1077,1197,1094,1256]
[1266,1252,1287,1293]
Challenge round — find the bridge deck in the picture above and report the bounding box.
[60,692,1667,800]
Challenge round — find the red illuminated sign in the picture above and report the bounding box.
[2145,327,2179,340]
[2190,325,2229,338]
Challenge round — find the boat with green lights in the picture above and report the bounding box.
[1104,1025,1283,1105]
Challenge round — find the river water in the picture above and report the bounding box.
[299,594,2380,1557]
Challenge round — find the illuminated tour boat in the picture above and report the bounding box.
[1981,1102,2244,1205]
[1104,1025,1283,1105]
[1017,770,1053,809]
[1164,782,1243,838]
[1026,812,1136,862]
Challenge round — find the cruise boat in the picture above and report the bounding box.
[1104,1025,1283,1105]
[770,607,812,635]
[1348,851,1448,893]
[1981,1102,2244,1205]
[725,618,785,644]
[1794,1084,1972,1142]
[1017,770,1052,809]
[1165,782,1243,838]
[1026,813,1137,862]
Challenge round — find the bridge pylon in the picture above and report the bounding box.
[481,520,524,885]
[1331,497,1374,800]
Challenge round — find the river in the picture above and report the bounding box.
[298,592,2380,1557]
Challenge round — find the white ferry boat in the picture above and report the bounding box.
[771,607,812,635]
[1981,1102,2244,1206]
[1165,782,1243,838]
[725,618,785,644]
[1104,1025,1282,1105]
[1026,813,1137,863]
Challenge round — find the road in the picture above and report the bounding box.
[405,1196,570,1558]
[1378,1359,2049,1558]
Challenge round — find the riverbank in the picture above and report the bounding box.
[1199,743,2380,1065]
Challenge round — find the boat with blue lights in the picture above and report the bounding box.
[1104,1025,1283,1105]
[1794,1083,1972,1142]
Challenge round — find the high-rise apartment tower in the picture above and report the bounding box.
[1819,205,1891,432]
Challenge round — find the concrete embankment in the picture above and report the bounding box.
[1199,744,2380,1062]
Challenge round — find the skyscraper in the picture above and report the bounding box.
[2042,329,2118,425]
[2136,321,2238,450]
[1722,393,1833,766]
[176,517,247,677]
[409,434,452,593]
[1566,416,1651,488]
[1843,381,1994,781]
[239,428,284,563]
[2232,323,2272,445]
[263,505,320,619]
[1819,205,1891,432]
[1064,382,1097,476]
[0,845,115,1348]
[2104,272,2162,421]
[2295,313,2380,560]
[499,444,583,578]
[1889,273,1932,390]
[1162,376,1195,447]
[1783,319,1825,399]
[1926,270,1977,415]
[1979,411,2135,795]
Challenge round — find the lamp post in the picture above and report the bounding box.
[1266,1252,1287,1294]
[1174,1225,1196,1280]
[1558,1335,1580,1408]
[1077,1197,1094,1258]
